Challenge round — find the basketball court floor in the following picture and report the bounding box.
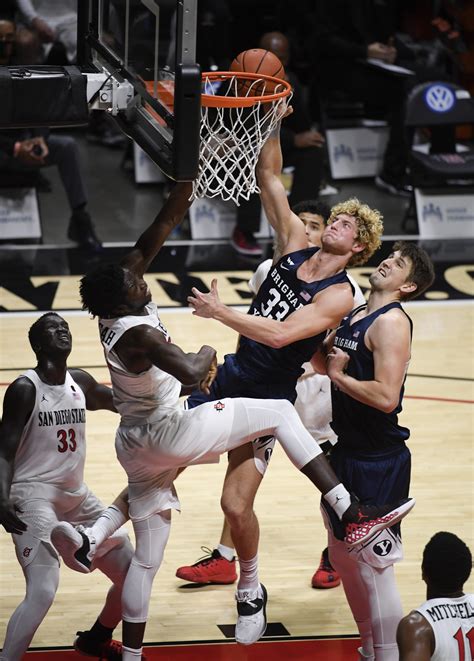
[0,236,472,659]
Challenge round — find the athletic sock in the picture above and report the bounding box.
[324,484,351,520]
[217,543,235,561]
[122,645,142,660]
[91,505,127,546]
[237,554,259,593]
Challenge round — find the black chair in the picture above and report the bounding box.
[403,81,474,231]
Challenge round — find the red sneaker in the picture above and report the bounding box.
[176,547,237,584]
[343,498,415,547]
[231,228,263,257]
[311,548,340,589]
[74,631,147,659]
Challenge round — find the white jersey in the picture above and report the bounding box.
[415,594,474,661]
[11,369,86,491]
[99,302,182,425]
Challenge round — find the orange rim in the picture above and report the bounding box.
[201,71,292,108]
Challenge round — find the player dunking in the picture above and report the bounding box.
[316,241,435,661]
[185,124,414,644]
[0,313,134,661]
[52,180,412,660]
[176,199,366,589]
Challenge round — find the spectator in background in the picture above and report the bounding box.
[0,15,102,252]
[313,0,414,198]
[15,0,78,64]
[231,31,325,257]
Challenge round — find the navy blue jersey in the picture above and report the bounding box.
[331,302,413,452]
[236,247,354,384]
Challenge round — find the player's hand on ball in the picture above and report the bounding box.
[327,347,350,378]
[199,354,218,395]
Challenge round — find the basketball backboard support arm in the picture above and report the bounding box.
[77,0,201,181]
[0,1,201,181]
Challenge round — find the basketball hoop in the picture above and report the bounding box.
[192,71,293,205]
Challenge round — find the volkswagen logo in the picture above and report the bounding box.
[425,85,455,113]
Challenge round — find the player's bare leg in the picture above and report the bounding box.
[221,442,267,645]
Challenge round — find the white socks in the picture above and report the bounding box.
[324,484,351,520]
[91,505,127,546]
[237,553,259,593]
[122,645,142,659]
[217,543,235,561]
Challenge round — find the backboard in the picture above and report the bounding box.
[78,0,201,181]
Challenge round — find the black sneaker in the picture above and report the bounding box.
[68,209,103,252]
[235,583,267,645]
[51,522,96,573]
[342,498,415,547]
[375,174,413,198]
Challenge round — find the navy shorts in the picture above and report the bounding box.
[323,443,411,541]
[187,353,297,409]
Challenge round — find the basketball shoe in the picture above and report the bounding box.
[176,547,237,584]
[231,228,263,257]
[75,630,147,659]
[235,583,267,645]
[342,497,415,547]
[311,547,341,589]
[51,522,122,573]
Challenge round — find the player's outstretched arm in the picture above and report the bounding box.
[0,378,35,534]
[69,368,116,412]
[396,612,433,661]
[257,124,307,257]
[189,279,352,348]
[121,181,193,277]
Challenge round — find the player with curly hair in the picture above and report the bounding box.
[184,126,396,644]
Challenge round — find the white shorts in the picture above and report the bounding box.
[116,398,236,521]
[10,482,121,568]
[117,396,321,521]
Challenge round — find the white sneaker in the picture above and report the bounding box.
[235,583,267,645]
[51,522,96,573]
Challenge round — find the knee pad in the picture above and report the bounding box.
[356,528,403,569]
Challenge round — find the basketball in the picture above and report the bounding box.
[230,48,285,97]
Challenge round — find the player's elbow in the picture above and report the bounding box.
[378,396,398,413]
[268,328,291,349]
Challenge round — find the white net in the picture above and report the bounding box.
[192,73,292,205]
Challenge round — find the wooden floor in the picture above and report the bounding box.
[0,300,473,653]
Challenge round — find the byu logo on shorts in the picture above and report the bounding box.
[425,84,455,113]
[373,539,392,556]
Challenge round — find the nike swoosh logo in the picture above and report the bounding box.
[281,264,290,270]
